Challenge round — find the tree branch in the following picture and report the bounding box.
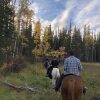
[0,80,47,93]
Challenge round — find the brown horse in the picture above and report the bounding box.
[61,75,83,100]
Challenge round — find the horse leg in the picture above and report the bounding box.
[77,94,83,100]
[61,89,68,100]
[62,95,68,100]
[52,78,55,87]
[76,89,83,100]
[75,80,83,100]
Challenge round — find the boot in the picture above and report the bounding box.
[83,86,88,95]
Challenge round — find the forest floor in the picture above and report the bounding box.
[0,62,100,100]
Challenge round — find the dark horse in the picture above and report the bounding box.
[61,75,83,100]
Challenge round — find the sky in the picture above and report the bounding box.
[30,0,100,33]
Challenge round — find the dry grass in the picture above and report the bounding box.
[0,62,100,100]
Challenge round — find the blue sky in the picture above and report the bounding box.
[30,0,100,32]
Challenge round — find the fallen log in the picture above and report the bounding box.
[0,80,47,93]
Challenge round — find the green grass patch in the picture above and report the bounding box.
[0,62,100,100]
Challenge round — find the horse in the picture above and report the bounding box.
[61,75,83,100]
[47,67,60,87]
[51,68,60,86]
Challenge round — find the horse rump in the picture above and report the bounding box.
[61,75,83,100]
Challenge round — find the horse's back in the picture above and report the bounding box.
[61,75,83,100]
[51,68,60,79]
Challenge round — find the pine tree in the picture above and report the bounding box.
[26,24,34,62]
[71,26,83,59]
[95,32,100,62]
[83,25,93,61]
[59,28,67,48]
[0,0,15,64]
[53,35,59,50]
[48,25,53,49]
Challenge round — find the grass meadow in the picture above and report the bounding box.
[0,62,100,100]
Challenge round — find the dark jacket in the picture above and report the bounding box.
[51,59,59,68]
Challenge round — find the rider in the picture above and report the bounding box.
[47,56,59,79]
[54,50,87,95]
[44,58,50,70]
[51,56,59,68]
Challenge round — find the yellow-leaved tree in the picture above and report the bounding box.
[34,21,41,48]
[85,35,93,44]
[32,21,41,61]
[50,47,66,58]
[39,26,50,56]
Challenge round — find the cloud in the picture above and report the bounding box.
[30,2,41,22]
[74,0,100,31]
[30,2,39,14]
[41,19,51,29]
[51,7,72,30]
[30,0,100,33]
[54,0,60,2]
[75,0,98,22]
[51,0,76,30]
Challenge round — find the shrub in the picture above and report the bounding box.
[0,56,27,75]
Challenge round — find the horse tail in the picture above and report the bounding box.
[68,79,75,100]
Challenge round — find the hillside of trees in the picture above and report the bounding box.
[0,0,100,67]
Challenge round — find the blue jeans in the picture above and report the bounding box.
[55,73,64,91]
